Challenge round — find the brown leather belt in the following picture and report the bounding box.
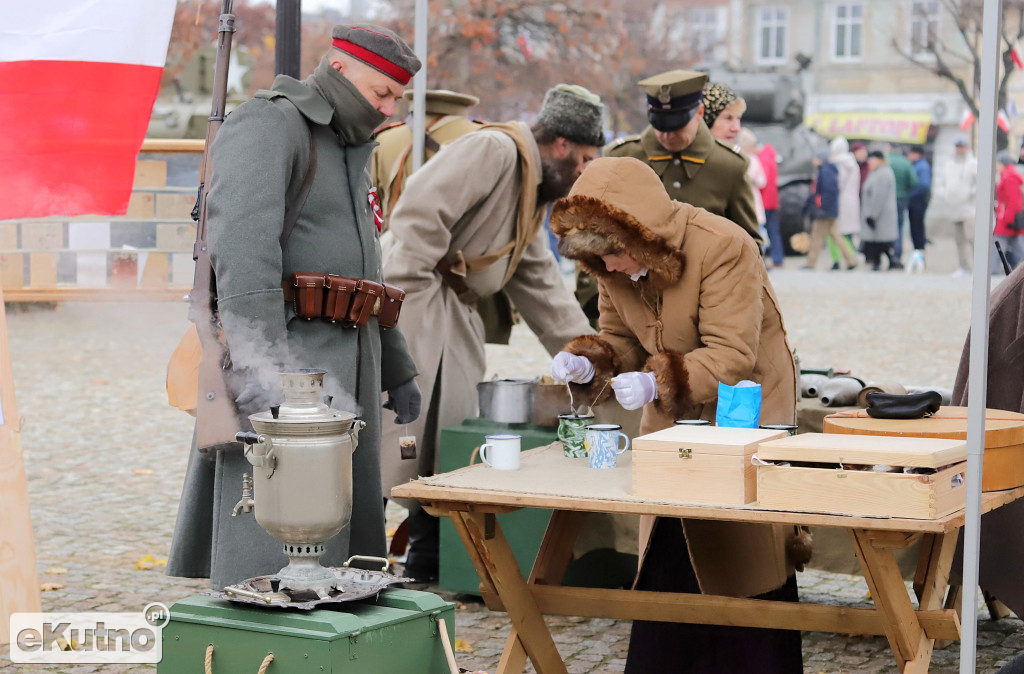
[281,276,391,329]
[280,279,382,315]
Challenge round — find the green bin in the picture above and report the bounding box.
[159,589,455,674]
[438,418,556,595]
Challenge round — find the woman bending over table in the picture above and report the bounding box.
[549,156,806,673]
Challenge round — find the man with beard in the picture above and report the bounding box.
[380,84,601,581]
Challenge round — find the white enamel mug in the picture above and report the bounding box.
[479,434,522,470]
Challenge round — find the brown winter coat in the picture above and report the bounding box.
[551,156,798,598]
[950,263,1024,617]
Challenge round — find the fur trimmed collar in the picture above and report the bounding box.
[552,194,686,283]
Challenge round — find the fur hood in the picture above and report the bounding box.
[551,157,686,283]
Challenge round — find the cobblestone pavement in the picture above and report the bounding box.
[1,229,1022,673]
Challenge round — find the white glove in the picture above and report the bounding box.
[551,351,595,384]
[612,371,658,410]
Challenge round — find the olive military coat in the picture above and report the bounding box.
[574,120,762,315]
[167,75,418,590]
[605,121,760,244]
[371,113,484,229]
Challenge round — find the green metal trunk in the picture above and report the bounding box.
[438,418,556,595]
[159,589,455,674]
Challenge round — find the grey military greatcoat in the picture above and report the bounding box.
[167,75,417,590]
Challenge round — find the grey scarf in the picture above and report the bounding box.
[308,56,386,145]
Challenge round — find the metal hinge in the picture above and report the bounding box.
[678,448,692,459]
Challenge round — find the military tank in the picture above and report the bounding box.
[702,68,827,255]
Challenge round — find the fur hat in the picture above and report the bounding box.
[536,84,606,147]
[701,82,743,129]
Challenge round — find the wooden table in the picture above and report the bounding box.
[391,444,1024,674]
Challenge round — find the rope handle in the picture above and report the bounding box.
[205,644,274,674]
[437,618,459,674]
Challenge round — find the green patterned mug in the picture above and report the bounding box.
[557,413,593,458]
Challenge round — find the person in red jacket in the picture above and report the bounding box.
[995,150,1024,269]
[759,142,783,267]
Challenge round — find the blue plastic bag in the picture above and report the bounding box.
[716,380,762,428]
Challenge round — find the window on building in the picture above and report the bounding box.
[757,6,788,65]
[832,2,863,61]
[909,0,940,57]
[691,7,721,60]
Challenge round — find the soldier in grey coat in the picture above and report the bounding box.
[860,150,899,271]
[167,24,423,590]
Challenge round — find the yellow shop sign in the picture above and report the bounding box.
[805,112,931,144]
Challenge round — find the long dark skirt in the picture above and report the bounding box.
[625,517,803,674]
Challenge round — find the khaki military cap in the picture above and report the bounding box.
[403,89,480,116]
[638,70,707,132]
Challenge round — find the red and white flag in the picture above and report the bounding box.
[1012,42,1024,70]
[960,108,975,131]
[0,1,177,220]
[998,109,1012,133]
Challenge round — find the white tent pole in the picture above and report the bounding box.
[411,0,427,172]
[960,0,1000,671]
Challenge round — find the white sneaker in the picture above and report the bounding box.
[952,267,970,277]
[907,251,926,274]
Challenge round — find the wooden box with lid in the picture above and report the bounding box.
[632,426,788,504]
[824,406,1024,492]
[755,432,967,519]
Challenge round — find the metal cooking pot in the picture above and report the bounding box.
[477,377,535,424]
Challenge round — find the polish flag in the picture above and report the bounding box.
[0,1,177,220]
[998,109,1012,133]
[960,108,975,131]
[1012,43,1024,70]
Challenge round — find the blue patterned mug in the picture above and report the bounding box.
[584,424,630,469]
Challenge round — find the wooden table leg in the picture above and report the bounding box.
[498,510,586,674]
[460,511,569,674]
[851,528,958,673]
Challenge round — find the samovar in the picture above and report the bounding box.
[225,368,405,608]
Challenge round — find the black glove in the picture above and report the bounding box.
[865,217,877,229]
[384,378,422,424]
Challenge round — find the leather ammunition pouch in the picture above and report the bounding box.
[283,272,404,329]
[325,274,358,323]
[290,272,326,319]
[378,283,406,329]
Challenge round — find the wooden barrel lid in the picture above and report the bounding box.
[823,406,1024,448]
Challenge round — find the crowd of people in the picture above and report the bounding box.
[163,20,1022,673]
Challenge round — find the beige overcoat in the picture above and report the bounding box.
[552,156,799,598]
[380,124,593,500]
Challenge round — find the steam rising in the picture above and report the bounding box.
[222,313,361,417]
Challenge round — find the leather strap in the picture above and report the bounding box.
[435,257,469,296]
[279,118,318,251]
